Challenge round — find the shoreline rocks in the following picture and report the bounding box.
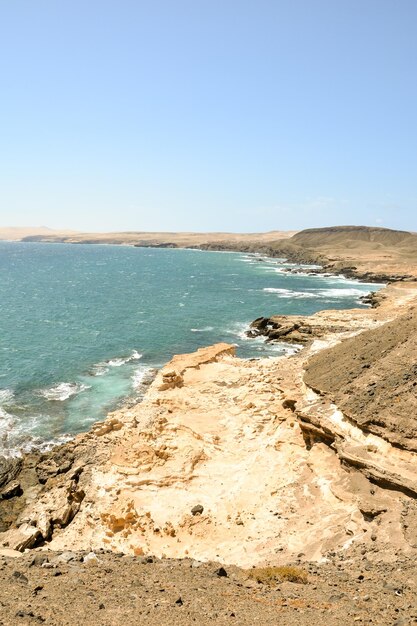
[247,315,350,344]
[1,285,417,573]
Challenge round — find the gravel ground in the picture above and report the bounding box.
[0,550,415,625]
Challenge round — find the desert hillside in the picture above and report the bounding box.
[305,307,417,451]
[286,226,417,280]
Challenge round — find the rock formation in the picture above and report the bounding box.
[1,283,417,569]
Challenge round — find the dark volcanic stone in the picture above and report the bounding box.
[215,567,228,577]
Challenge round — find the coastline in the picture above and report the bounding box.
[1,279,417,563]
[4,223,417,283]
[0,246,382,460]
[1,265,417,623]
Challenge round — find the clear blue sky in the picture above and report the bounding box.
[1,0,416,232]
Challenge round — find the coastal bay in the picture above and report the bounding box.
[0,241,380,455]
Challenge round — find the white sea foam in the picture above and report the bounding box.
[0,419,74,458]
[90,350,142,376]
[0,407,15,435]
[132,366,155,390]
[223,322,250,341]
[263,288,317,298]
[91,364,109,376]
[263,286,370,299]
[39,382,91,402]
[106,350,143,368]
[279,343,303,355]
[0,389,14,403]
[316,288,367,298]
[191,326,214,332]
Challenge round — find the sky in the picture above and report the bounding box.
[0,0,416,233]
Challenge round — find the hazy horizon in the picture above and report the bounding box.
[1,222,416,236]
[1,1,416,233]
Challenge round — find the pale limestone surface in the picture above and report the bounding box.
[2,284,417,566]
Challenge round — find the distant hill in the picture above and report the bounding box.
[0,226,78,241]
[291,225,415,248]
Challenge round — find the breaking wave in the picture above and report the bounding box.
[132,366,156,390]
[91,350,142,375]
[191,326,214,332]
[107,350,142,367]
[38,382,91,402]
[263,287,371,299]
[263,288,317,298]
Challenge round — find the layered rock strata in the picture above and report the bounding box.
[1,284,417,567]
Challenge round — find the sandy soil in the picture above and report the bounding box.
[0,549,416,625]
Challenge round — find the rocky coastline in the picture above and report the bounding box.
[1,231,417,623]
[14,224,417,283]
[1,282,417,557]
[1,281,417,623]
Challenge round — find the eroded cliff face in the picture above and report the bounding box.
[1,284,417,566]
[304,309,417,451]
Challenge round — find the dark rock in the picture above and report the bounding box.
[140,555,154,564]
[215,567,228,577]
[0,457,22,489]
[191,504,204,515]
[175,597,183,606]
[250,317,269,331]
[30,554,49,567]
[1,480,23,500]
[12,571,28,584]
[282,399,297,411]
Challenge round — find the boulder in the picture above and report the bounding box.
[0,480,23,500]
[2,523,42,551]
[0,457,22,489]
[191,504,204,516]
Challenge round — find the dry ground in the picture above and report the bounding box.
[0,550,415,625]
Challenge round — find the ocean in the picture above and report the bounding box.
[0,241,384,455]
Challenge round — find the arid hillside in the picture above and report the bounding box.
[304,306,417,451]
[287,226,417,279]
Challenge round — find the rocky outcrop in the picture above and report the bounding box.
[1,285,417,567]
[247,315,352,344]
[304,308,417,451]
[0,438,99,545]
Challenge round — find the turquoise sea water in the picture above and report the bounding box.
[0,242,383,454]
